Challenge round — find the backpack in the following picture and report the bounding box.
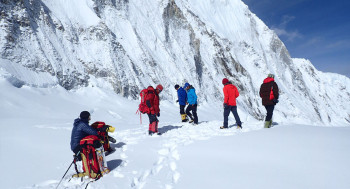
[138,89,150,114]
[269,86,275,100]
[75,135,109,179]
[269,84,279,103]
[91,121,112,152]
[136,87,157,124]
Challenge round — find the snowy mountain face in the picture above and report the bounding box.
[1,0,350,125]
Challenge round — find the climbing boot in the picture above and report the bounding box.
[181,114,188,122]
[264,121,271,128]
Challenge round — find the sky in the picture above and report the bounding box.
[241,0,350,78]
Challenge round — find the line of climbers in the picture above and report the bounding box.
[65,74,279,182]
[175,82,198,125]
[136,74,278,134]
[218,74,279,129]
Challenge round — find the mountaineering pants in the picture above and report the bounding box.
[147,113,158,124]
[179,105,186,114]
[264,105,275,121]
[148,113,158,133]
[186,104,198,124]
[223,105,242,127]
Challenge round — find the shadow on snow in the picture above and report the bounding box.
[106,142,126,156]
[107,159,123,171]
[111,142,126,149]
[158,125,182,134]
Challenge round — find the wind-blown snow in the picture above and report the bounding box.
[0,59,57,87]
[42,0,100,27]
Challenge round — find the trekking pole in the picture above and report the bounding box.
[56,151,80,189]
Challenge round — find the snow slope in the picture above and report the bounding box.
[1,78,349,189]
[1,0,350,125]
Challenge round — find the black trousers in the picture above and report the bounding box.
[264,105,275,121]
[223,105,241,127]
[179,105,186,114]
[147,113,158,124]
[186,104,198,124]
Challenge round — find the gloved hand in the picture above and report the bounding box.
[176,100,179,102]
[223,103,228,108]
[273,99,279,103]
[157,113,160,117]
[74,151,82,161]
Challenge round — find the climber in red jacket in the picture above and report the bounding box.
[220,78,242,129]
[145,84,163,135]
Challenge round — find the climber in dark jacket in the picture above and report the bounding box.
[259,74,279,128]
[70,111,98,154]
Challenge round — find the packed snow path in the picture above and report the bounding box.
[48,120,261,189]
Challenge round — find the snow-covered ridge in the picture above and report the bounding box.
[1,0,350,125]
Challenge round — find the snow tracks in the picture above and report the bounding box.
[38,120,262,189]
[99,120,261,189]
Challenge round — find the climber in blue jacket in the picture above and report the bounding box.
[184,83,198,125]
[70,111,98,154]
[175,84,188,122]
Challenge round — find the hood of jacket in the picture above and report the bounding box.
[263,77,275,83]
[73,118,88,127]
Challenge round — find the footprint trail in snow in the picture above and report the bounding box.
[37,120,262,189]
[108,120,262,189]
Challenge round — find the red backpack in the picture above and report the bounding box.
[76,135,109,179]
[91,121,112,152]
[136,87,156,124]
[269,85,275,100]
[138,89,150,114]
